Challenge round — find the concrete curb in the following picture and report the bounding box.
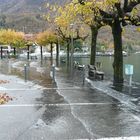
[86,78,140,112]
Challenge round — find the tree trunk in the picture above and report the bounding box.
[112,19,123,85]
[50,43,53,65]
[40,46,43,60]
[67,43,70,65]
[56,42,60,67]
[27,45,30,60]
[1,47,3,59]
[56,42,59,60]
[90,26,98,65]
[50,43,53,58]
[14,47,16,56]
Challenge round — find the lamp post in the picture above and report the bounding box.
[40,45,43,60]
[56,35,60,67]
[55,30,60,67]
[70,23,74,71]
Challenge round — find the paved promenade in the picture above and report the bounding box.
[0,59,140,140]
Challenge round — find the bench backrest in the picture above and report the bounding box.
[88,65,97,71]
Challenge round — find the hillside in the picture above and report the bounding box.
[0,0,69,33]
[97,26,140,51]
[0,0,68,14]
[0,0,139,49]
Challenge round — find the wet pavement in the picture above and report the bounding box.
[0,59,140,140]
[55,68,140,139]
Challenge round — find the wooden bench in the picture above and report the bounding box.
[31,56,37,59]
[95,71,104,80]
[88,65,104,80]
[88,65,96,77]
[61,59,66,63]
[77,65,85,70]
[74,61,79,68]
[74,61,85,70]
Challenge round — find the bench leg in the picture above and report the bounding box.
[101,75,104,80]
[96,74,104,80]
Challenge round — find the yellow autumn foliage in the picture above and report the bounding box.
[0,29,25,48]
[137,27,140,32]
[36,30,57,46]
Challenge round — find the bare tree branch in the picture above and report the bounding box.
[124,0,128,11]
[98,9,113,25]
[56,26,88,43]
[124,0,140,13]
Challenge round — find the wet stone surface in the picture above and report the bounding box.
[56,65,140,139]
[0,59,140,140]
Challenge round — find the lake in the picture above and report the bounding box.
[73,53,140,84]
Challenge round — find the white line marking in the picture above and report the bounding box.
[96,136,140,140]
[130,114,140,122]
[0,87,81,91]
[0,102,113,107]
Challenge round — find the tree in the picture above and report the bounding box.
[36,30,58,59]
[24,34,36,59]
[0,29,25,58]
[72,0,105,65]
[55,3,88,64]
[100,0,140,84]
[11,32,25,56]
[0,29,24,46]
[78,0,140,85]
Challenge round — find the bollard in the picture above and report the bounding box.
[52,64,55,81]
[129,86,132,94]
[82,65,85,85]
[24,64,27,82]
[129,75,132,87]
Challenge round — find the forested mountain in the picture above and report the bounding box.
[0,0,139,50]
[0,0,68,33]
[0,0,67,14]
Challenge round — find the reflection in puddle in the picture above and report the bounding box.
[36,89,70,125]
